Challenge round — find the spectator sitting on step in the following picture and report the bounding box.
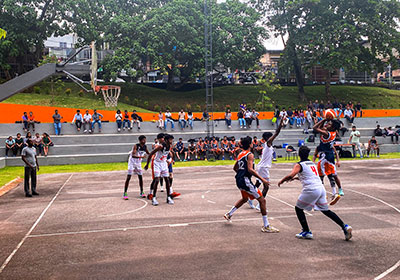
[15,133,24,155]
[385,127,399,144]
[28,111,35,132]
[42,133,53,157]
[333,100,342,117]
[187,111,194,129]
[343,106,354,125]
[131,110,141,130]
[123,110,131,130]
[237,110,246,129]
[52,109,63,135]
[287,107,294,127]
[5,136,16,157]
[115,109,123,132]
[83,110,92,133]
[299,109,306,126]
[374,125,383,136]
[188,140,197,161]
[305,108,313,129]
[24,132,32,145]
[326,100,333,109]
[92,109,103,133]
[312,100,319,112]
[22,112,29,132]
[244,109,253,128]
[337,118,348,137]
[252,109,260,129]
[32,133,43,156]
[252,136,263,158]
[367,136,380,158]
[71,109,83,132]
[225,109,232,128]
[178,109,187,130]
[279,108,288,127]
[318,100,325,114]
[164,110,174,130]
[307,101,313,111]
[174,138,188,161]
[157,111,164,130]
[220,136,230,160]
[211,137,222,159]
[355,102,362,118]
[196,138,206,160]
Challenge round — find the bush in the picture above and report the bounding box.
[33,86,41,94]
[154,104,161,112]
[166,105,171,111]
[195,104,202,112]
[124,95,130,103]
[143,101,149,107]
[133,98,140,106]
[185,103,192,111]
[65,88,72,96]
[78,90,84,97]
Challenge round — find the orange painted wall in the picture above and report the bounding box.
[0,103,399,123]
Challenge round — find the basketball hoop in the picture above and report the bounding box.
[100,85,121,107]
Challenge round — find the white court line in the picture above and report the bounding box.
[28,214,297,238]
[0,174,73,274]
[100,199,148,217]
[346,189,400,214]
[207,200,216,204]
[374,260,400,280]
[268,194,313,216]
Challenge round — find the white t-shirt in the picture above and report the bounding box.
[350,130,361,143]
[83,114,92,122]
[279,111,287,118]
[165,112,172,119]
[344,109,353,118]
[178,112,186,120]
[115,113,123,121]
[245,111,252,118]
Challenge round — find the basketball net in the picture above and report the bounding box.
[100,85,121,107]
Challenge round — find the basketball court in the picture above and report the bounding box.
[0,159,399,279]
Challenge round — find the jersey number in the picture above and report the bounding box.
[238,161,245,170]
[310,166,318,176]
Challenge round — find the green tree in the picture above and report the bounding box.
[257,71,281,110]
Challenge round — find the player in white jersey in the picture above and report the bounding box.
[248,118,284,210]
[278,146,353,241]
[123,135,149,200]
[145,133,174,206]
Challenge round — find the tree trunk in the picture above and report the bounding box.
[166,67,174,91]
[325,71,331,97]
[292,55,306,101]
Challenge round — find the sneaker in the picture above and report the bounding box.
[32,191,39,196]
[171,192,181,198]
[118,128,121,132]
[338,188,344,196]
[261,225,280,233]
[123,193,129,200]
[25,193,33,197]
[84,130,87,133]
[224,213,232,222]
[147,193,153,200]
[329,194,341,206]
[152,197,159,206]
[140,192,146,198]
[296,231,313,239]
[248,200,255,209]
[344,224,353,241]
[255,204,261,211]
[89,130,92,133]
[167,197,174,204]
[377,155,380,158]
[222,156,225,160]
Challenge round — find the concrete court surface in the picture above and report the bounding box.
[0,159,399,280]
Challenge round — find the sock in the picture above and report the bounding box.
[248,200,254,206]
[295,206,310,232]
[228,206,237,216]
[262,215,269,227]
[149,189,153,195]
[322,210,345,230]
[170,187,174,193]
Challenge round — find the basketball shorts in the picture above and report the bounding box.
[317,158,336,176]
[128,161,142,176]
[152,160,169,178]
[296,187,329,211]
[256,165,270,183]
[236,177,262,200]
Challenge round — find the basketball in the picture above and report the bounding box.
[325,109,337,120]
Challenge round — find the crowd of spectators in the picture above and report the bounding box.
[5,132,53,157]
[374,124,400,144]
[226,103,260,130]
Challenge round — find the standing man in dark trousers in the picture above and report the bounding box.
[21,139,39,197]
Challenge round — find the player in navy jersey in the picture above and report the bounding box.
[278,146,352,240]
[313,118,344,205]
[224,137,279,233]
[123,135,149,200]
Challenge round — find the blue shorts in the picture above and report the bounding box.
[168,163,173,173]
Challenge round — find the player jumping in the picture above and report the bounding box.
[123,135,149,200]
[278,146,352,241]
[224,136,279,233]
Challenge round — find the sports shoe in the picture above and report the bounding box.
[171,192,181,198]
[261,225,280,233]
[167,197,174,204]
[344,224,353,241]
[329,194,341,206]
[152,197,159,206]
[224,213,232,222]
[296,231,313,239]
[248,200,256,209]
[147,193,153,200]
[140,192,146,198]
[338,188,344,196]
[255,204,261,211]
[123,194,129,200]
[222,156,225,160]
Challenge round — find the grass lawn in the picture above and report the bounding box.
[1,152,399,189]
[3,82,400,112]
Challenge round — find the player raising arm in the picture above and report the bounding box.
[278,146,352,241]
[224,136,279,233]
